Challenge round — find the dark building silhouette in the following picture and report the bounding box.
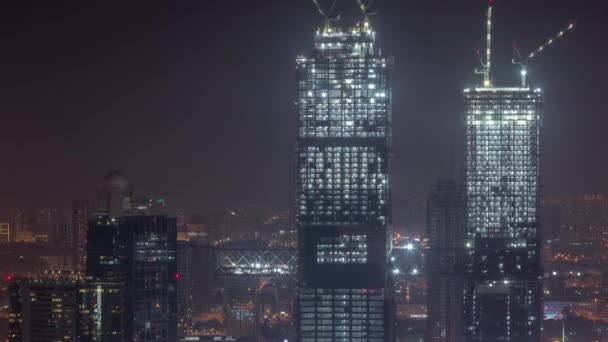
[72,200,90,269]
[81,172,178,342]
[294,15,394,341]
[8,273,83,342]
[118,215,177,342]
[82,215,125,340]
[176,237,193,338]
[426,180,465,342]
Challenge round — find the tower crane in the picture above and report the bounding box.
[311,0,339,33]
[475,0,494,88]
[355,0,377,23]
[512,21,576,87]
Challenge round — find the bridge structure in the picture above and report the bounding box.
[212,248,296,276]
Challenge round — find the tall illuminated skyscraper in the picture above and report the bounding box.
[294,15,393,341]
[463,86,543,341]
[462,2,545,340]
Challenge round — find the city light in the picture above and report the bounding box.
[0,1,597,341]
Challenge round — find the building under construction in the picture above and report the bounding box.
[463,85,544,341]
[462,2,574,341]
[294,1,394,341]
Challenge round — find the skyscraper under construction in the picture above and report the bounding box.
[294,3,393,341]
[463,3,545,341]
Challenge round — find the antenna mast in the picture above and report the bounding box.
[475,1,494,87]
[512,21,576,87]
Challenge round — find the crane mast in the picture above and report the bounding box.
[485,4,493,87]
[475,1,494,88]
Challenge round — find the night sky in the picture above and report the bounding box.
[0,0,605,214]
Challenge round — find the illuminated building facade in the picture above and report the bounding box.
[295,19,393,341]
[0,222,10,242]
[426,179,465,342]
[463,87,543,341]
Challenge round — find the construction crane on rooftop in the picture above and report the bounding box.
[311,0,339,33]
[512,21,576,87]
[475,0,494,88]
[355,0,377,23]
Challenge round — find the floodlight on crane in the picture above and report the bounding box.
[512,21,576,87]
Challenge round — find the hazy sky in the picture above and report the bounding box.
[0,0,605,213]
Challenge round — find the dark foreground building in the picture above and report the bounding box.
[294,17,394,341]
[426,180,465,342]
[8,272,83,342]
[118,215,178,342]
[82,215,124,340]
[83,215,178,341]
[81,171,178,342]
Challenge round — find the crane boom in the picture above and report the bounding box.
[512,21,576,87]
[528,21,576,60]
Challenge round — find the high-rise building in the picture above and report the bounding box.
[462,3,544,340]
[426,180,465,342]
[117,215,178,342]
[463,86,543,341]
[82,215,125,341]
[177,235,193,338]
[294,15,393,341]
[8,272,83,342]
[82,172,177,342]
[0,222,10,242]
[83,215,178,342]
[190,243,214,315]
[72,200,90,269]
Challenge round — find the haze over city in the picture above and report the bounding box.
[1,1,607,341]
[1,0,605,215]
